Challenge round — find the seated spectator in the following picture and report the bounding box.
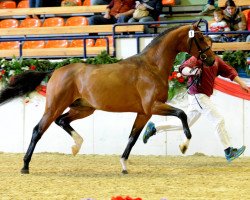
[128,0,162,33]
[29,0,42,8]
[223,0,247,42]
[91,0,111,5]
[28,0,43,18]
[200,0,216,16]
[209,8,230,42]
[88,0,135,25]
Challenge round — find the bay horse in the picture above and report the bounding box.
[0,21,215,174]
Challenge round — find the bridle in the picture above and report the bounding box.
[188,26,211,62]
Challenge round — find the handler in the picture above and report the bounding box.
[143,37,250,162]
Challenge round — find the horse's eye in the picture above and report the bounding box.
[199,37,205,41]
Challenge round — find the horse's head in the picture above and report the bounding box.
[185,20,215,66]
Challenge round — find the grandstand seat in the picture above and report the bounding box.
[83,0,90,6]
[94,39,106,47]
[17,0,29,8]
[45,40,68,48]
[94,36,113,47]
[162,0,175,6]
[74,0,82,6]
[42,17,65,27]
[19,18,42,28]
[19,18,43,49]
[69,39,95,47]
[242,9,250,31]
[0,19,19,28]
[0,0,16,9]
[43,17,65,49]
[66,16,89,48]
[23,41,45,49]
[248,11,250,31]
[0,19,19,50]
[65,16,88,26]
[0,41,20,49]
[242,9,250,22]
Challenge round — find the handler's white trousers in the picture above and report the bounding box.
[156,94,231,149]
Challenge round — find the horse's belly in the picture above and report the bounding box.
[84,92,144,113]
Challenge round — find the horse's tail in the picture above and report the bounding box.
[0,70,52,105]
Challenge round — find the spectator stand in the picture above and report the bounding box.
[0,4,144,58]
[161,0,212,21]
[0,22,144,58]
[0,18,249,59]
[206,0,250,51]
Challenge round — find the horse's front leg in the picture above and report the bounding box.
[121,114,151,174]
[152,102,192,154]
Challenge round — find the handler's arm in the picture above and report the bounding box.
[233,76,250,93]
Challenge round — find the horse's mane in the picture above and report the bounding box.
[141,24,185,52]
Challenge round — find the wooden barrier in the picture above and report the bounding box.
[0,25,144,36]
[212,42,250,51]
[218,0,249,7]
[0,5,107,17]
[0,47,114,58]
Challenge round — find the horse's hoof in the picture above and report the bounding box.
[21,168,29,174]
[179,144,187,154]
[72,145,79,156]
[122,170,128,174]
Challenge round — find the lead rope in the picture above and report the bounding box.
[193,62,204,109]
[181,63,204,109]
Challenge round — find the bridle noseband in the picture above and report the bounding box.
[188,27,211,62]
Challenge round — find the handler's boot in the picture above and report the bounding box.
[225,146,246,162]
[143,122,156,144]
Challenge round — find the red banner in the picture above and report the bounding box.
[214,77,250,100]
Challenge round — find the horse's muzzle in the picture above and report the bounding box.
[204,57,215,67]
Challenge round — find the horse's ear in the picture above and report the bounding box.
[193,18,202,29]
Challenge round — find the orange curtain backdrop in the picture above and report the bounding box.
[214,77,250,100]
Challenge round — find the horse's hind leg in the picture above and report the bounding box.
[55,107,95,155]
[120,114,151,174]
[21,109,64,174]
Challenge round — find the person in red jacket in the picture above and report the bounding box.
[88,0,135,25]
[143,38,250,162]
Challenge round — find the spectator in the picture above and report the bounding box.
[91,0,111,5]
[29,0,42,8]
[209,8,230,42]
[223,0,247,42]
[128,0,162,33]
[200,0,215,16]
[142,37,249,162]
[88,0,135,25]
[44,0,61,6]
[28,0,43,18]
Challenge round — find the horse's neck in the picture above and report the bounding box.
[144,40,178,76]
